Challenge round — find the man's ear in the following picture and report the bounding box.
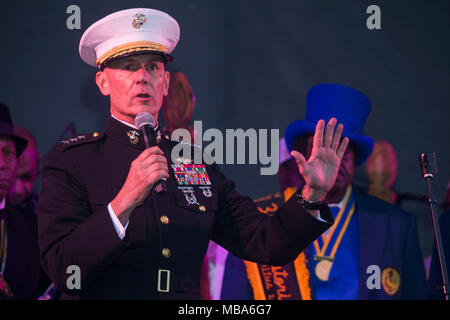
[163,71,170,97]
[95,71,110,96]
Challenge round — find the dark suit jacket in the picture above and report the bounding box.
[37,117,333,299]
[354,187,426,299]
[2,200,49,299]
[222,186,427,299]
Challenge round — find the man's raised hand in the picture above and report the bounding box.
[290,118,349,202]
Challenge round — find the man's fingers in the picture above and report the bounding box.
[145,161,169,175]
[139,154,168,170]
[137,146,165,161]
[331,123,344,151]
[145,164,169,183]
[290,151,307,174]
[149,170,170,183]
[323,118,337,148]
[336,137,349,160]
[312,119,325,151]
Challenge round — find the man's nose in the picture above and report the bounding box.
[0,153,8,169]
[0,151,16,171]
[135,66,150,84]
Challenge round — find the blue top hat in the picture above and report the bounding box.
[285,83,374,166]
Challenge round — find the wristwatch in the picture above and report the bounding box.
[295,188,328,211]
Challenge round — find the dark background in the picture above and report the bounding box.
[1,0,449,265]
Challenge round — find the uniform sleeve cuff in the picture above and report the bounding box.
[107,203,129,240]
[314,210,328,223]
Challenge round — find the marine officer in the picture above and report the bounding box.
[38,8,348,299]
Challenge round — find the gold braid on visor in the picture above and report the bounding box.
[96,41,169,66]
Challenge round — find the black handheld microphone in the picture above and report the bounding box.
[135,112,167,194]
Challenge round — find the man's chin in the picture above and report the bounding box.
[7,193,26,205]
[130,104,160,117]
[325,178,351,203]
[0,187,9,200]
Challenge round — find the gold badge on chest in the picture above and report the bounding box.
[127,130,140,144]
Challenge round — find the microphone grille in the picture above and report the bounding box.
[134,112,155,130]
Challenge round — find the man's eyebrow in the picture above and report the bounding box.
[0,142,14,148]
[19,171,33,178]
[0,145,15,153]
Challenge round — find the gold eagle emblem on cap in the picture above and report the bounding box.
[131,13,147,29]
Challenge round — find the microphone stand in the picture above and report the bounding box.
[419,152,449,300]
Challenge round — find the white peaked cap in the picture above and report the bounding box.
[79,8,180,67]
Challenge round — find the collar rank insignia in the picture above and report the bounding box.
[171,164,211,186]
[131,13,147,29]
[127,130,140,144]
[61,135,87,145]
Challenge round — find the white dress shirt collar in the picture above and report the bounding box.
[111,114,159,131]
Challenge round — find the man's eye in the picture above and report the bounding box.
[148,64,159,71]
[124,64,138,71]
[4,150,15,157]
[20,174,33,182]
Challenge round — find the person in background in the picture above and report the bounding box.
[0,103,49,299]
[221,84,427,300]
[7,125,40,215]
[365,140,398,205]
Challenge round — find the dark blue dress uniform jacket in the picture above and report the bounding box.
[37,117,334,300]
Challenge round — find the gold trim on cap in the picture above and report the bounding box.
[96,40,169,66]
